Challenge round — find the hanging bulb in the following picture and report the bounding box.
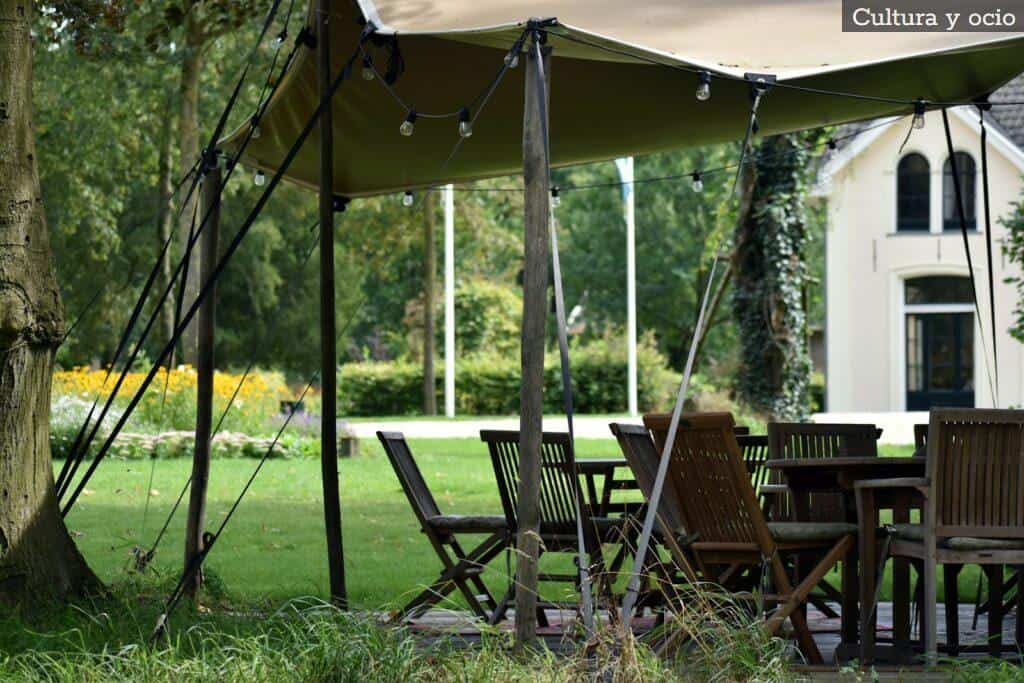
[696,71,712,102]
[251,123,261,139]
[402,191,414,207]
[504,49,519,69]
[361,55,375,81]
[691,172,704,193]
[550,186,561,208]
[254,170,266,187]
[458,107,473,138]
[400,109,417,137]
[826,138,837,151]
[272,31,287,49]
[913,99,926,130]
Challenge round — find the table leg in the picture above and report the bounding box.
[892,492,911,654]
[856,487,875,664]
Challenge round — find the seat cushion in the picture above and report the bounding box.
[768,522,857,543]
[426,514,507,533]
[890,523,1024,550]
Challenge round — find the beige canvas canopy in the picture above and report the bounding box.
[222,1,1024,197]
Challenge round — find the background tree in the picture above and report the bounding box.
[732,133,821,420]
[0,0,99,604]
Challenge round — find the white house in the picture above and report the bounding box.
[820,77,1024,412]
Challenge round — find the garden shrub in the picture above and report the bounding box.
[338,332,680,416]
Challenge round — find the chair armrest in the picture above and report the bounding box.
[758,484,790,496]
[853,477,928,491]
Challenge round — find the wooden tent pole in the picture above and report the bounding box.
[515,30,551,648]
[318,0,347,607]
[184,158,220,598]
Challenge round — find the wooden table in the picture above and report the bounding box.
[765,456,927,662]
[574,457,636,517]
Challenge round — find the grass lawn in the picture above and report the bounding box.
[60,437,625,609]
[60,439,982,611]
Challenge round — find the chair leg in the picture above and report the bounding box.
[1016,570,1024,650]
[944,564,962,657]
[923,550,938,665]
[985,565,1004,659]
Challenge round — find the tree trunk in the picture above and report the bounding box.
[0,0,99,604]
[156,93,176,347]
[422,200,437,415]
[177,6,203,365]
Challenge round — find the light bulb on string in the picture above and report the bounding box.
[696,71,712,102]
[913,99,926,130]
[504,49,519,69]
[550,186,561,208]
[250,120,261,139]
[402,191,414,207]
[400,109,417,137]
[272,31,287,49]
[691,172,704,193]
[458,107,473,138]
[362,55,375,81]
[254,170,266,187]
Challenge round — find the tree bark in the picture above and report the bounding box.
[176,4,203,365]
[422,200,437,415]
[0,0,99,604]
[155,92,176,347]
[515,37,551,650]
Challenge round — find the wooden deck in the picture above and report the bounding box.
[404,603,1021,668]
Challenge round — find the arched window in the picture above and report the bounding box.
[943,152,977,231]
[897,153,930,232]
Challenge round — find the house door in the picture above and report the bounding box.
[904,276,975,411]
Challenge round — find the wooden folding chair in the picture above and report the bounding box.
[378,431,507,622]
[644,412,856,665]
[609,423,698,605]
[480,429,624,624]
[856,409,1024,662]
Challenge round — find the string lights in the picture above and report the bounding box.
[691,172,704,193]
[400,109,417,136]
[696,71,712,102]
[505,48,520,69]
[551,186,561,207]
[458,107,473,138]
[254,170,266,186]
[402,191,414,207]
[362,55,375,81]
[913,98,927,129]
[272,30,287,49]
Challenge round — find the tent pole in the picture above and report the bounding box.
[317,0,347,608]
[444,184,455,418]
[184,158,220,599]
[515,30,551,649]
[615,157,638,416]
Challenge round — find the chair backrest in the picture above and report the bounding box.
[480,430,588,534]
[767,422,880,522]
[927,409,1024,540]
[736,434,771,496]
[913,423,928,452]
[377,431,442,529]
[643,412,771,549]
[609,423,686,534]
[767,422,880,460]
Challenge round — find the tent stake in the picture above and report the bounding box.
[318,0,347,608]
[184,158,220,599]
[515,31,551,648]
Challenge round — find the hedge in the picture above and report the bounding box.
[338,334,680,416]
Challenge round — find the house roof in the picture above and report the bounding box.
[989,75,1024,149]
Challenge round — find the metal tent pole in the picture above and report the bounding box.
[444,184,456,418]
[317,0,347,607]
[614,157,638,416]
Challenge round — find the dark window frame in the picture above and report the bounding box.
[943,151,977,232]
[896,153,931,232]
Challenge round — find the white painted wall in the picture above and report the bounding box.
[824,108,1024,412]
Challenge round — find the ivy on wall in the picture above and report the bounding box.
[732,132,821,420]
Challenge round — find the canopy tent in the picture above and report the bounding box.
[222,1,1024,196]
[197,0,1024,654]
